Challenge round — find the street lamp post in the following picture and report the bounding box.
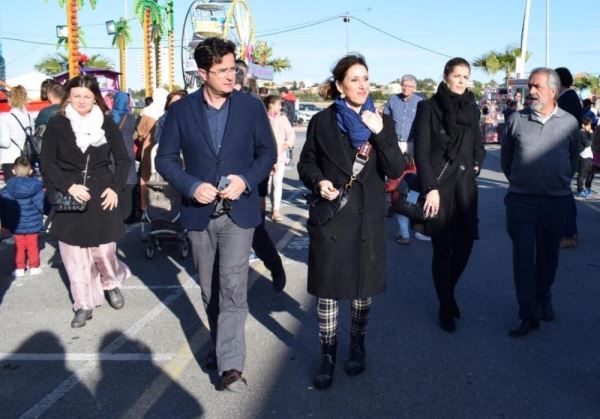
[343,15,350,54]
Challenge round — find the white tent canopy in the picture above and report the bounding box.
[6,71,49,100]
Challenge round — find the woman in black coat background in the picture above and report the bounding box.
[298,54,403,389]
[41,75,131,328]
[413,57,485,333]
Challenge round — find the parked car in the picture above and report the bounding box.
[296,103,322,124]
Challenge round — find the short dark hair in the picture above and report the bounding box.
[13,156,31,176]
[583,98,592,108]
[554,67,573,88]
[582,116,592,126]
[40,79,58,101]
[278,86,289,94]
[59,75,108,115]
[258,86,269,95]
[165,90,188,111]
[320,53,368,100]
[144,96,153,107]
[47,83,65,100]
[263,94,281,109]
[443,57,471,77]
[194,37,236,71]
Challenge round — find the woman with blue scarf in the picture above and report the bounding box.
[298,54,404,390]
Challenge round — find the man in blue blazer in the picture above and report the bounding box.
[155,38,276,392]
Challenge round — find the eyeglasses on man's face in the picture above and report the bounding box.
[206,67,237,78]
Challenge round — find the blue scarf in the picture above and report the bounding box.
[335,95,376,149]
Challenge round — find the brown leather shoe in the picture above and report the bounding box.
[221,369,247,393]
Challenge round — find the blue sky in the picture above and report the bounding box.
[1,0,598,89]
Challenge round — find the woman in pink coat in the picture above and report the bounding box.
[264,95,295,221]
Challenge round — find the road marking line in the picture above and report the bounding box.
[19,270,196,419]
[1,353,175,362]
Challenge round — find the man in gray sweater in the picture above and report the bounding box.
[501,67,580,338]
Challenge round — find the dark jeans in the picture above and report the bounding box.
[431,222,474,315]
[563,193,578,238]
[505,193,569,319]
[577,158,595,192]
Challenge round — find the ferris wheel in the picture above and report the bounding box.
[181,0,256,90]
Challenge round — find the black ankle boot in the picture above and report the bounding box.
[345,335,366,376]
[438,309,456,333]
[313,343,336,390]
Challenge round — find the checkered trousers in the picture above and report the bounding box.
[317,297,372,345]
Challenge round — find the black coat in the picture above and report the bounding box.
[413,99,485,239]
[298,106,404,299]
[41,114,130,247]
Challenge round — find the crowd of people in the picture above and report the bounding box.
[1,36,599,394]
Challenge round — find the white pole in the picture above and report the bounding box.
[516,0,531,79]
[546,0,550,67]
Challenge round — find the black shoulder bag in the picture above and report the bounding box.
[307,143,372,226]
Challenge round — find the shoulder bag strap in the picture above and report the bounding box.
[118,114,128,130]
[345,143,373,190]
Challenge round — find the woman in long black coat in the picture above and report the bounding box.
[298,54,403,389]
[41,75,131,328]
[413,57,485,333]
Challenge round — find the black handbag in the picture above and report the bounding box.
[307,188,348,226]
[53,155,90,213]
[392,161,450,221]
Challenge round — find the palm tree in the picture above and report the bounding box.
[253,41,292,73]
[151,13,165,88]
[35,53,113,76]
[111,18,132,92]
[165,0,175,90]
[473,47,531,86]
[134,0,162,97]
[574,73,600,96]
[55,0,97,78]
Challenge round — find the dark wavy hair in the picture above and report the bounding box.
[319,53,368,100]
[58,75,108,115]
[194,37,236,71]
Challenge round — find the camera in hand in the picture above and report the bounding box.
[212,176,232,218]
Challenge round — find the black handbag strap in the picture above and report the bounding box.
[9,113,33,152]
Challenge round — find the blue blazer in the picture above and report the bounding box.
[155,89,277,231]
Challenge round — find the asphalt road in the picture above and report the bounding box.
[1,128,600,418]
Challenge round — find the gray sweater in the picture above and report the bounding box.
[501,107,580,196]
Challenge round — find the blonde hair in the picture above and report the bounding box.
[9,85,28,109]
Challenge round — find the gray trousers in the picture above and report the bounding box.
[188,216,254,375]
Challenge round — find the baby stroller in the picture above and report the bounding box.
[141,148,189,259]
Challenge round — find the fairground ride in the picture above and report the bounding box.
[181,0,255,90]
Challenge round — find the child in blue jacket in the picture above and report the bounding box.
[0,157,45,277]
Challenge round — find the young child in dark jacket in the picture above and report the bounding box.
[0,157,45,277]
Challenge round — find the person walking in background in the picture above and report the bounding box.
[36,83,64,131]
[264,95,295,222]
[0,157,45,278]
[555,67,582,249]
[41,75,131,329]
[413,57,485,333]
[153,90,188,146]
[501,67,579,337]
[111,91,139,222]
[0,85,32,181]
[155,37,276,392]
[279,87,297,126]
[135,88,168,210]
[298,54,404,390]
[383,74,422,244]
[576,116,595,198]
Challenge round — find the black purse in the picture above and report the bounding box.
[53,155,90,213]
[307,188,348,226]
[392,161,449,221]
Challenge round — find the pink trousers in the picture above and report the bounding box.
[59,241,131,310]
